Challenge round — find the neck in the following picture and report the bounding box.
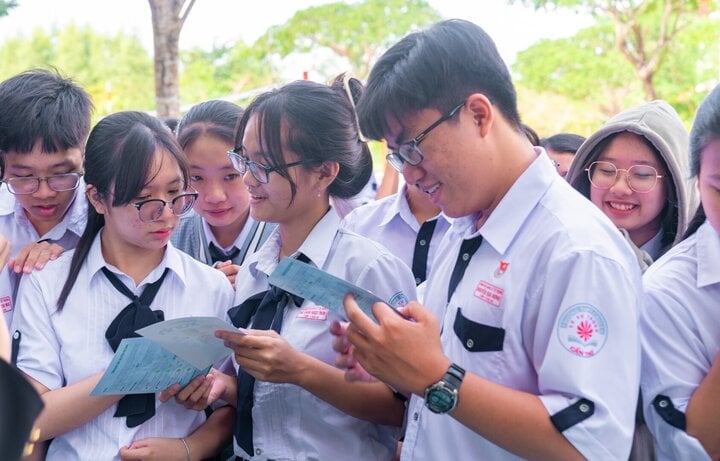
[100,231,166,285]
[406,187,441,224]
[211,208,249,248]
[277,202,330,259]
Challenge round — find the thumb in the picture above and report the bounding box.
[400,301,430,322]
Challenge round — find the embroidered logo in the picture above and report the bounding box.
[473,280,504,308]
[494,261,510,278]
[297,305,329,321]
[388,291,409,308]
[557,304,608,358]
[0,296,12,313]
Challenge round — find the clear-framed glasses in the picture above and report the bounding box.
[130,191,198,223]
[227,148,313,184]
[2,172,83,195]
[585,161,663,193]
[386,101,465,172]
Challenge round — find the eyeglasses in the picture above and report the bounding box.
[227,148,313,184]
[2,172,83,195]
[386,101,465,172]
[130,191,198,223]
[585,161,663,193]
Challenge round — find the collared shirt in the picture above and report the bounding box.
[232,208,416,461]
[0,184,87,324]
[11,232,234,461]
[641,221,720,461]
[401,152,642,460]
[342,184,451,289]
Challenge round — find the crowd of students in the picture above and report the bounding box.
[0,17,718,461]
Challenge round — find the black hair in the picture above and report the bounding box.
[0,69,93,176]
[163,118,179,133]
[522,123,540,146]
[357,19,521,141]
[234,77,372,202]
[57,111,189,310]
[540,133,585,155]
[176,100,244,150]
[683,84,720,239]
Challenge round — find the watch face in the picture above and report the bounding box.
[426,385,455,413]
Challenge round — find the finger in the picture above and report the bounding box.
[343,294,379,336]
[176,375,205,402]
[335,350,357,370]
[159,383,181,402]
[207,376,226,404]
[190,375,213,409]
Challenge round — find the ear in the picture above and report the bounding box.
[86,184,107,215]
[465,93,494,138]
[315,160,340,192]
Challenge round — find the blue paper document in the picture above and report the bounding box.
[268,257,393,322]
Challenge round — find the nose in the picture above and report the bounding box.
[33,178,59,198]
[402,161,424,188]
[609,170,633,195]
[242,168,261,187]
[203,179,227,204]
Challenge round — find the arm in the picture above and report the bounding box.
[216,329,404,426]
[686,353,720,458]
[344,298,582,460]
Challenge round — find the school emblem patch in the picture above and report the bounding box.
[557,304,607,358]
[388,291,409,308]
[0,296,12,313]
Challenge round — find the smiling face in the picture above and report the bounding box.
[92,148,185,257]
[698,138,720,234]
[2,143,83,236]
[589,132,668,247]
[185,134,250,245]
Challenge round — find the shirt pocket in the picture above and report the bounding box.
[453,307,505,352]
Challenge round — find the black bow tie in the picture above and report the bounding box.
[208,242,241,264]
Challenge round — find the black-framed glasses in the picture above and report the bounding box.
[227,148,313,184]
[585,161,663,193]
[130,191,198,223]
[2,172,83,195]
[386,101,465,172]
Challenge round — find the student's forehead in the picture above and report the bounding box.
[3,147,83,168]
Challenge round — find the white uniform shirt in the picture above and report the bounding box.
[11,232,234,461]
[641,221,719,461]
[0,185,87,324]
[401,153,643,460]
[232,208,417,461]
[342,184,451,287]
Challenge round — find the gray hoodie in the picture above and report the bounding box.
[566,100,697,258]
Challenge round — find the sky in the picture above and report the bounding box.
[0,0,593,66]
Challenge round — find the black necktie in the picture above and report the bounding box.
[447,235,483,303]
[227,253,309,456]
[103,267,169,428]
[412,219,438,285]
[208,242,241,265]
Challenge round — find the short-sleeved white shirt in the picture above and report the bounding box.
[641,221,719,461]
[232,208,417,461]
[11,232,234,461]
[342,184,451,286]
[0,184,87,324]
[401,152,643,460]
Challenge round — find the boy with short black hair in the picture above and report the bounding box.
[0,69,93,324]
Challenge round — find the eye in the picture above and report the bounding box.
[224,173,241,181]
[190,175,203,182]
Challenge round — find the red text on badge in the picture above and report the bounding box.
[297,305,329,321]
[0,296,12,313]
[473,281,504,308]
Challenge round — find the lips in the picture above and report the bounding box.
[32,204,59,217]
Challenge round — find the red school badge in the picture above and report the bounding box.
[494,261,509,278]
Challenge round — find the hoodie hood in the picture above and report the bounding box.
[566,100,697,248]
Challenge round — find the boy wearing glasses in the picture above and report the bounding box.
[0,69,92,325]
[336,19,643,459]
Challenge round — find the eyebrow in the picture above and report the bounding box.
[8,159,78,171]
[598,157,660,167]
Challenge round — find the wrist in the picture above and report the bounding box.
[413,357,452,396]
[179,437,191,461]
[423,362,465,414]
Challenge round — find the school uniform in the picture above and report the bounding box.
[231,208,416,461]
[342,184,451,289]
[641,220,719,461]
[0,184,87,324]
[171,212,275,267]
[11,232,234,461]
[401,152,643,460]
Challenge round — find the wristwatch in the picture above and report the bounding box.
[424,363,465,414]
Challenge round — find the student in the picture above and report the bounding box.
[640,84,720,460]
[566,100,694,270]
[335,19,642,460]
[172,100,274,287]
[11,111,235,461]
[211,77,417,460]
[539,133,585,178]
[0,69,92,325]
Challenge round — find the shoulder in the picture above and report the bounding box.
[170,245,231,291]
[341,194,397,229]
[330,229,411,277]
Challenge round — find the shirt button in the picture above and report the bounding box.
[466,339,474,349]
[255,448,262,455]
[658,399,669,408]
[415,277,422,284]
[462,253,470,261]
[13,331,20,339]
[419,239,427,246]
[413,412,419,421]
[579,403,590,413]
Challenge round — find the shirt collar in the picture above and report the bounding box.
[201,213,256,252]
[697,221,720,287]
[379,184,418,230]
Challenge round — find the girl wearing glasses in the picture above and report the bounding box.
[207,78,417,460]
[566,100,695,271]
[172,100,274,287]
[11,111,235,460]
[640,85,720,460]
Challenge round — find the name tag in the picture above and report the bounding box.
[473,280,504,308]
[297,305,329,321]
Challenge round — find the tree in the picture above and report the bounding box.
[0,0,16,17]
[148,0,195,119]
[515,0,715,101]
[257,0,442,79]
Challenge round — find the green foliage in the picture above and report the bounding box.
[257,0,442,79]
[0,0,17,17]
